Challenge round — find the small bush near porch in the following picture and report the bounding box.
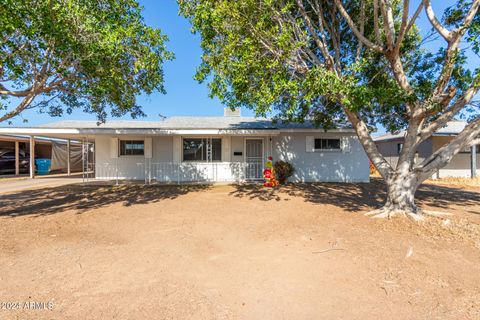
[0,179,479,319]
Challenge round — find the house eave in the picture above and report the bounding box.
[0,126,356,138]
[374,132,460,142]
[0,127,283,137]
[278,128,354,133]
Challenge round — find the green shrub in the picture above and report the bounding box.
[274,160,295,184]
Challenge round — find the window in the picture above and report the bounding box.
[397,143,403,154]
[314,138,341,150]
[183,138,222,161]
[119,140,144,156]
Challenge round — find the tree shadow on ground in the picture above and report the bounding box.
[0,183,211,217]
[1,179,478,218]
[230,178,480,213]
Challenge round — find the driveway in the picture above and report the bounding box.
[0,174,87,194]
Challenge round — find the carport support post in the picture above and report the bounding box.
[86,138,89,182]
[14,141,19,176]
[29,136,35,179]
[67,139,71,176]
[472,145,477,178]
[82,138,85,183]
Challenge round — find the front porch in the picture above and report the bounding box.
[95,161,265,184]
[93,134,272,184]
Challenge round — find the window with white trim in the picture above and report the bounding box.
[314,138,341,150]
[183,138,222,161]
[119,140,144,156]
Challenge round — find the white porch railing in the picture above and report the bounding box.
[95,162,147,181]
[95,161,264,183]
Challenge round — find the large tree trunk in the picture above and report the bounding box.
[384,173,418,214]
[367,170,425,220]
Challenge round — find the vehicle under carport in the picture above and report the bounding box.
[0,135,85,177]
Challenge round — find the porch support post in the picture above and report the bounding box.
[92,140,95,179]
[29,136,35,179]
[86,137,89,182]
[67,139,71,176]
[472,145,477,178]
[269,135,273,157]
[82,137,85,183]
[15,140,20,176]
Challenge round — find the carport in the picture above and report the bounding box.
[0,135,52,176]
[0,128,93,180]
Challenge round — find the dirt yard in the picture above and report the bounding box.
[0,179,479,319]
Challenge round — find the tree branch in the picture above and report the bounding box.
[343,108,393,178]
[423,0,452,41]
[0,93,37,122]
[397,110,424,172]
[419,83,480,142]
[468,138,480,147]
[395,0,423,51]
[328,2,342,71]
[425,0,479,108]
[295,0,335,68]
[334,0,384,53]
[281,10,324,67]
[415,117,480,180]
[462,0,480,30]
[373,0,382,45]
[376,0,414,97]
[379,0,396,49]
[395,0,410,51]
[307,0,339,69]
[1,46,55,97]
[356,0,365,62]
[404,2,423,40]
[0,84,34,97]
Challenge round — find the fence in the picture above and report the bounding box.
[94,161,264,183]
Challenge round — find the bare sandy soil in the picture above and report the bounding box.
[0,179,479,319]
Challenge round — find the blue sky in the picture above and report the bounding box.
[2,0,478,130]
[5,0,242,127]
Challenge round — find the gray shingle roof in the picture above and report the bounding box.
[373,120,468,141]
[38,117,351,130]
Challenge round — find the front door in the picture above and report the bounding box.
[245,139,263,180]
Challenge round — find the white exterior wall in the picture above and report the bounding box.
[272,132,370,182]
[94,133,370,183]
[95,135,244,182]
[231,136,245,162]
[437,153,479,178]
[432,136,479,178]
[95,135,173,180]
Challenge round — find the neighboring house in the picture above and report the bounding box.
[374,120,479,178]
[0,109,370,183]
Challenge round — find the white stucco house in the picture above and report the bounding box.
[0,109,370,183]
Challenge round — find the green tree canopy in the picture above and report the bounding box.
[0,0,173,123]
[179,0,480,218]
